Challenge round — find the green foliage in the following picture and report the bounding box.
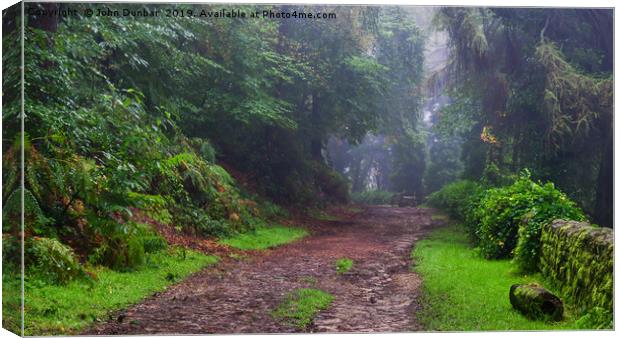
[2,188,53,236]
[472,171,585,261]
[2,235,20,268]
[412,226,581,330]
[335,258,354,274]
[540,220,612,316]
[258,200,290,220]
[351,190,394,205]
[26,237,85,285]
[425,180,484,221]
[312,163,350,204]
[88,222,167,271]
[512,186,585,272]
[273,288,334,329]
[89,233,146,271]
[153,151,261,237]
[218,226,307,250]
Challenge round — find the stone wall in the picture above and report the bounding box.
[540,220,613,312]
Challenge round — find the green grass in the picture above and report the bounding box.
[4,249,218,335]
[218,225,307,250]
[412,225,581,331]
[273,288,334,329]
[335,258,354,274]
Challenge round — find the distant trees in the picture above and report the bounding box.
[326,7,427,197]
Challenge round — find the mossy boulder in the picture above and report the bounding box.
[540,220,613,313]
[509,283,563,321]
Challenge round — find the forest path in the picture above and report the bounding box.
[88,205,443,334]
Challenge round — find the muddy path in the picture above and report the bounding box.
[87,206,443,334]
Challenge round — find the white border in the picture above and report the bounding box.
[0,1,617,338]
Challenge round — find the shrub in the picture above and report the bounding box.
[90,234,146,271]
[2,234,21,268]
[27,237,85,284]
[313,163,349,204]
[425,180,484,220]
[472,171,585,263]
[513,186,585,272]
[141,234,168,254]
[425,180,484,241]
[351,190,393,205]
[259,200,290,220]
[87,222,168,271]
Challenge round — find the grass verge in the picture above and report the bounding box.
[4,248,217,335]
[412,225,580,331]
[273,288,334,329]
[218,225,307,250]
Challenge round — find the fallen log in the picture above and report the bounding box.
[509,283,563,321]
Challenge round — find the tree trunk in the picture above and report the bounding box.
[509,284,563,321]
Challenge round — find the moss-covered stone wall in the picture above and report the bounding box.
[540,220,613,313]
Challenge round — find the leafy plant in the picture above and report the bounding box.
[425,180,484,220]
[471,171,585,263]
[26,237,85,285]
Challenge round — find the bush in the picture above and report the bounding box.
[472,171,585,264]
[141,234,168,254]
[259,200,290,220]
[351,190,393,205]
[513,186,585,272]
[90,234,146,271]
[87,222,169,271]
[2,234,19,267]
[27,237,85,284]
[425,180,484,240]
[425,180,484,220]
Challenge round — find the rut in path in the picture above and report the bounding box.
[88,206,442,334]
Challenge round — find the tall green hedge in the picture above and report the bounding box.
[540,220,613,314]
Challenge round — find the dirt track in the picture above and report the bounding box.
[87,205,442,334]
